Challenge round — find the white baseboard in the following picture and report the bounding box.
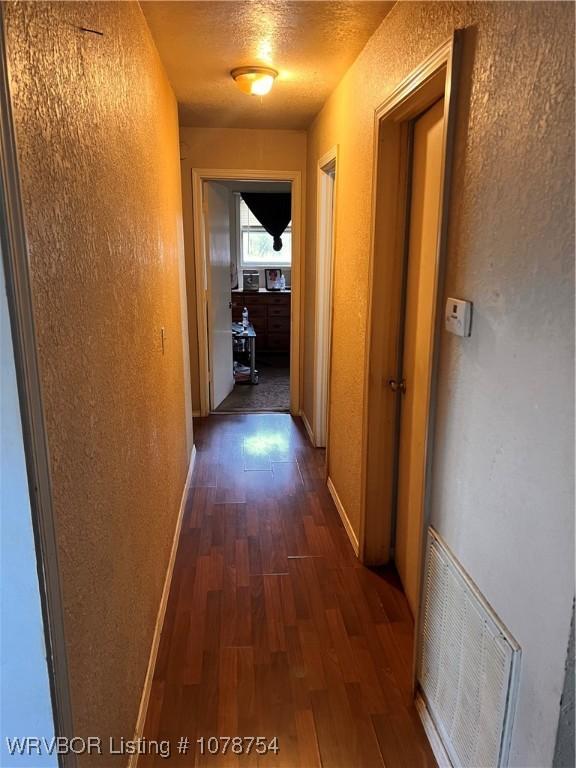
[327,477,359,556]
[299,409,315,447]
[129,445,196,768]
[415,693,452,768]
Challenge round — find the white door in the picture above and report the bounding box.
[395,98,445,617]
[205,182,234,409]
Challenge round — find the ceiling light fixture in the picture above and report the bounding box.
[231,66,278,96]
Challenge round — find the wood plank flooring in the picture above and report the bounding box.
[141,414,435,767]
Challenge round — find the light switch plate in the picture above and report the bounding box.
[445,297,472,337]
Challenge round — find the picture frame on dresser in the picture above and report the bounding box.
[265,268,282,291]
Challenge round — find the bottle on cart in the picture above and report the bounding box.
[242,306,249,329]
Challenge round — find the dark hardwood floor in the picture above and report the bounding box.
[141,414,435,767]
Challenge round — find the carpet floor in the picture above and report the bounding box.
[215,357,290,412]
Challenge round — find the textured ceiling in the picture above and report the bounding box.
[140,1,394,129]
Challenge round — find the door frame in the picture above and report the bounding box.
[359,33,461,574]
[192,168,303,416]
[0,7,75,764]
[312,146,338,448]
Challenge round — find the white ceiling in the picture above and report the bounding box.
[141,1,394,130]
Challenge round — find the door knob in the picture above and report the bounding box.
[387,378,406,394]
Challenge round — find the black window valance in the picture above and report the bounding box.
[241,192,291,251]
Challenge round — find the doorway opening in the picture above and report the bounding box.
[226,183,291,412]
[360,32,460,640]
[192,170,302,416]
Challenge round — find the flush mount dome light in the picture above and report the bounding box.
[231,66,278,96]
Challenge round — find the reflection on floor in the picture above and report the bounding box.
[142,414,435,768]
[217,356,289,413]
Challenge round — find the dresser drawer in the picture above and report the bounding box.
[264,292,291,306]
[266,333,290,351]
[267,316,290,333]
[242,291,266,302]
[268,304,290,318]
[250,317,267,334]
[232,308,266,324]
[242,304,267,318]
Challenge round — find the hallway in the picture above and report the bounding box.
[2,2,573,765]
[142,414,435,767]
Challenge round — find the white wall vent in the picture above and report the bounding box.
[418,528,521,768]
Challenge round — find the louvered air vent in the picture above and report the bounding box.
[418,528,521,768]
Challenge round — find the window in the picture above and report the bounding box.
[238,197,291,267]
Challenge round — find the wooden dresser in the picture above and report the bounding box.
[231,290,291,352]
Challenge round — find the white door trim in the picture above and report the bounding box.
[312,147,338,447]
[192,168,303,416]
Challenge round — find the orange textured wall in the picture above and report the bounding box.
[304,3,573,765]
[4,1,191,758]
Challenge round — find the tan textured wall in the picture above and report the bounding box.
[179,127,307,412]
[4,1,191,758]
[304,2,574,765]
